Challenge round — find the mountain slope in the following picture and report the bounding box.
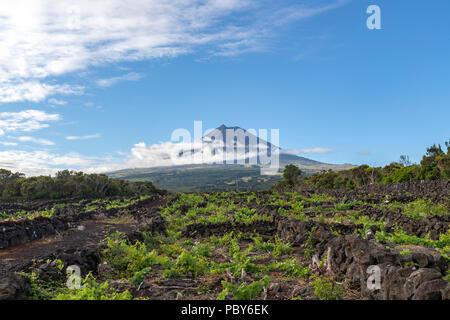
[109,164,282,192]
[107,125,355,191]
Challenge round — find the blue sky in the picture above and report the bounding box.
[0,0,449,175]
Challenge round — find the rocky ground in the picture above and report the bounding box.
[0,180,449,300]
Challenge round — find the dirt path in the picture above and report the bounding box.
[0,220,137,265]
[0,195,168,272]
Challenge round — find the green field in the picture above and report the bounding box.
[109,165,284,192]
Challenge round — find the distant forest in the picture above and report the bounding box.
[0,169,161,200]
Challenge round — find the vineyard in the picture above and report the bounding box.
[0,180,449,300]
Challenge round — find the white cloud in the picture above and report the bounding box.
[0,109,61,133]
[0,141,18,146]
[0,82,81,103]
[268,0,350,27]
[94,138,276,172]
[66,133,101,140]
[48,98,67,105]
[0,150,100,176]
[0,0,347,102]
[96,72,144,87]
[214,38,265,57]
[282,148,335,155]
[14,136,55,146]
[127,141,233,168]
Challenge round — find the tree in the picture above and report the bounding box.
[421,144,444,166]
[418,143,445,180]
[283,165,302,187]
[437,156,450,179]
[0,169,25,197]
[0,169,24,183]
[399,155,411,167]
[426,144,443,158]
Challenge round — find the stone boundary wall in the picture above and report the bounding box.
[295,179,450,203]
[0,195,161,250]
[277,219,449,300]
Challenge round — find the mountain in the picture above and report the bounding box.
[107,125,355,191]
[201,125,353,170]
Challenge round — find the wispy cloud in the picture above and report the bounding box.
[0,110,61,133]
[0,0,348,102]
[66,133,101,141]
[96,72,143,88]
[282,148,336,155]
[48,98,67,106]
[0,150,102,176]
[13,136,55,146]
[0,141,18,146]
[268,0,350,26]
[0,82,81,103]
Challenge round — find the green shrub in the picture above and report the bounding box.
[173,250,208,277]
[54,275,132,300]
[275,258,311,278]
[131,267,152,285]
[192,242,214,257]
[273,238,293,258]
[311,275,344,300]
[401,199,448,219]
[101,233,164,279]
[375,228,450,249]
[217,276,270,300]
[304,227,318,259]
[25,272,66,300]
[252,237,275,252]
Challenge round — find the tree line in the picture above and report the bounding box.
[274,140,450,190]
[0,169,163,200]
